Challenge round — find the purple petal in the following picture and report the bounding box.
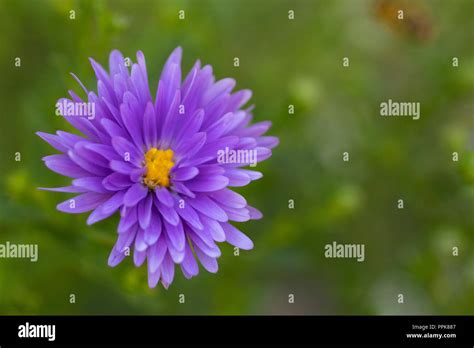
[200,215,226,242]
[118,207,138,233]
[172,182,195,198]
[171,166,199,181]
[163,219,185,251]
[257,136,279,149]
[187,194,228,222]
[186,175,229,192]
[247,205,263,220]
[102,173,132,191]
[101,190,126,215]
[148,268,161,288]
[134,228,148,252]
[156,199,180,226]
[155,188,174,208]
[36,132,69,152]
[221,111,248,136]
[143,102,157,148]
[181,60,200,105]
[221,222,254,250]
[83,143,121,162]
[193,244,218,273]
[87,199,118,225]
[160,253,175,288]
[240,169,263,181]
[202,78,235,105]
[236,120,272,137]
[175,132,207,158]
[43,154,90,178]
[134,248,147,267]
[131,62,152,104]
[120,99,143,149]
[68,150,109,176]
[130,167,146,182]
[147,238,167,273]
[108,248,127,267]
[226,89,252,112]
[102,96,124,128]
[188,224,217,249]
[160,47,182,110]
[56,131,89,148]
[222,206,250,222]
[114,225,137,252]
[138,194,153,229]
[174,109,204,144]
[101,118,127,138]
[180,242,199,277]
[89,58,112,93]
[123,183,148,207]
[175,198,203,230]
[210,189,247,209]
[73,177,109,193]
[196,136,239,160]
[57,192,109,214]
[144,208,162,245]
[256,147,272,162]
[111,136,142,166]
[38,186,87,193]
[165,233,185,264]
[188,231,221,258]
[224,168,251,187]
[205,112,234,140]
[160,89,181,146]
[109,49,127,79]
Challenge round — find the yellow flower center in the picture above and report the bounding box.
[143,148,174,189]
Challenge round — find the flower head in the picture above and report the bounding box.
[37,47,278,288]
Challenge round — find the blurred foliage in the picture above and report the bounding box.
[0,0,473,314]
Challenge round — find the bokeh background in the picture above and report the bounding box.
[0,0,473,315]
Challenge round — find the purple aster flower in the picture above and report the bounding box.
[37,47,278,288]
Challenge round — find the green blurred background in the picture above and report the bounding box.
[0,0,473,315]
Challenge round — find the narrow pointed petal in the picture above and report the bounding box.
[138,194,153,229]
[155,188,174,207]
[187,194,228,222]
[180,242,199,277]
[38,186,87,193]
[160,253,176,286]
[144,208,162,245]
[57,192,109,214]
[156,199,180,226]
[143,102,157,148]
[36,132,69,152]
[147,240,167,273]
[73,177,109,193]
[101,190,126,215]
[185,175,229,192]
[175,199,203,230]
[221,222,254,250]
[194,245,218,273]
[247,205,263,220]
[210,189,247,208]
[171,166,199,181]
[124,183,148,207]
[163,219,185,251]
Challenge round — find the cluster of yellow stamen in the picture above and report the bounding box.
[143,148,174,189]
